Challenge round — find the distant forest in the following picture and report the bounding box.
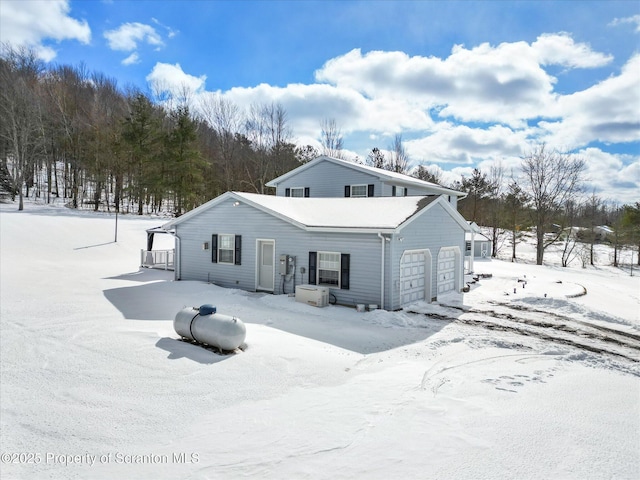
[0,45,331,216]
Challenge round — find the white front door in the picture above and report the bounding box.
[257,240,275,291]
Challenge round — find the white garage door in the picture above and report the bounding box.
[437,247,459,295]
[400,250,431,306]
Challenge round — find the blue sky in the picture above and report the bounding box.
[1,0,639,204]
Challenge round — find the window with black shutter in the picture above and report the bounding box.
[308,252,317,284]
[211,234,218,263]
[235,235,242,265]
[212,234,241,265]
[340,254,350,290]
[309,251,350,289]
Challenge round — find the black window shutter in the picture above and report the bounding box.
[308,252,317,285]
[344,185,351,197]
[341,254,350,290]
[235,235,242,265]
[211,234,218,263]
[304,187,310,197]
[392,186,396,196]
[285,188,290,197]
[367,184,374,197]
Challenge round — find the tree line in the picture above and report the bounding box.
[1,45,637,267]
[449,147,639,267]
[0,45,316,216]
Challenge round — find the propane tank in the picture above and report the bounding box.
[174,304,246,351]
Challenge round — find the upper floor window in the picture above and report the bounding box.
[351,185,367,198]
[285,187,309,197]
[392,185,407,196]
[344,184,374,197]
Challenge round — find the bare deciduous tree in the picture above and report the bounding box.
[320,118,344,159]
[386,134,409,174]
[521,144,585,265]
[0,45,45,210]
[199,94,243,192]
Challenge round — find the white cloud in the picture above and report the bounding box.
[532,33,613,68]
[146,62,207,96]
[122,52,140,66]
[538,54,640,149]
[578,148,640,204]
[405,123,529,165]
[315,33,613,128]
[104,22,164,52]
[0,0,90,61]
[315,43,555,127]
[609,15,640,33]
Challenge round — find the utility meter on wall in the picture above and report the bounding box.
[279,254,289,275]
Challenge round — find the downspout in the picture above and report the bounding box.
[377,232,385,309]
[168,231,181,280]
[469,231,475,274]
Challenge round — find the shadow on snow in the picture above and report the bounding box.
[103,270,447,355]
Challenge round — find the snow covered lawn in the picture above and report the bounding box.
[1,201,639,480]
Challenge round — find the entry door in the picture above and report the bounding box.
[257,240,275,291]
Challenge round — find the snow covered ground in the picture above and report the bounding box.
[1,200,639,480]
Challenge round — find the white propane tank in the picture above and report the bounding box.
[174,304,246,351]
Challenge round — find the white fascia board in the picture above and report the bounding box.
[304,226,397,234]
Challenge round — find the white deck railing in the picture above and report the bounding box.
[141,249,175,271]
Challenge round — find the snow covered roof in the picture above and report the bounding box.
[266,155,466,198]
[465,231,491,242]
[163,191,471,233]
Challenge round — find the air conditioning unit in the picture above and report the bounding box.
[295,285,329,307]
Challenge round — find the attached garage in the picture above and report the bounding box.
[437,246,461,295]
[400,249,432,306]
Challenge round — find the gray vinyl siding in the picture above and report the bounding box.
[276,161,460,208]
[388,203,466,310]
[382,183,459,208]
[276,161,385,198]
[174,201,385,307]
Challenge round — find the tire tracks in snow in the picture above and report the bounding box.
[407,302,640,365]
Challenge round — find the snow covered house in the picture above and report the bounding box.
[161,191,469,311]
[266,155,466,207]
